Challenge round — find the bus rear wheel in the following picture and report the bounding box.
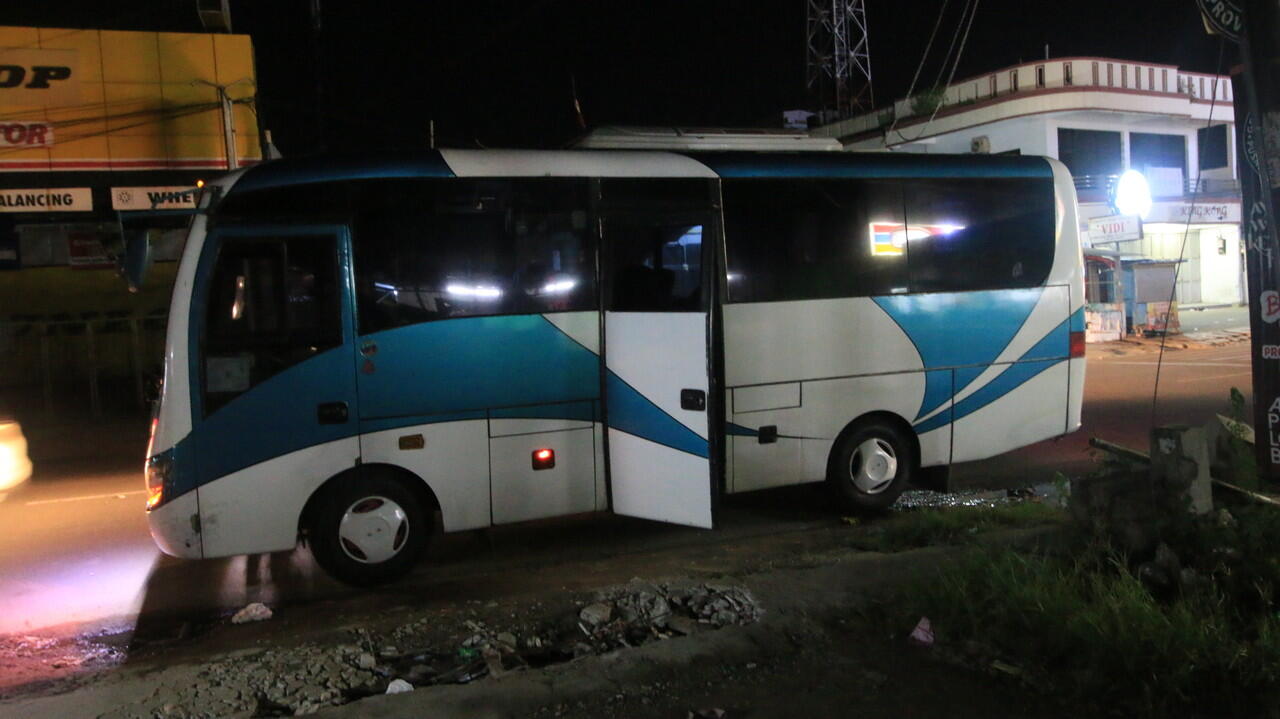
[828,420,913,512]
[309,473,429,586]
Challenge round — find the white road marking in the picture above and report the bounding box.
[26,490,145,506]
[1175,371,1252,384]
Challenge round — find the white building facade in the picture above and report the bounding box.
[814,57,1242,311]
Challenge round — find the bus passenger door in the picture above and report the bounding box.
[192,225,359,557]
[600,187,720,529]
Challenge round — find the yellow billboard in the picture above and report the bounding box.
[0,26,261,171]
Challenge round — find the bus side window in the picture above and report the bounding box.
[351,179,595,335]
[902,179,1055,293]
[722,179,907,303]
[203,235,342,415]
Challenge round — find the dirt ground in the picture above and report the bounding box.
[0,505,1078,719]
[538,619,1074,719]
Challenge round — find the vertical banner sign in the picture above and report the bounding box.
[1201,0,1280,481]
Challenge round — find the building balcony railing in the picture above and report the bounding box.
[1188,177,1240,195]
[1071,174,1241,202]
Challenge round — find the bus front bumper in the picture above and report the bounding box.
[147,489,203,558]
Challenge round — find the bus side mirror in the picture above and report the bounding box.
[121,230,153,293]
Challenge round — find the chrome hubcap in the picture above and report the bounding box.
[849,438,898,494]
[338,496,409,564]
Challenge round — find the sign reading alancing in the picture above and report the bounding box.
[111,186,198,211]
[0,48,79,106]
[0,188,92,212]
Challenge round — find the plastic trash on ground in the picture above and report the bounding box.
[908,616,934,646]
[230,602,273,624]
[385,678,414,694]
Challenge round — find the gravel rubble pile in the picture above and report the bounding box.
[95,583,763,718]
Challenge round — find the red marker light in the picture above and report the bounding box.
[532,448,555,470]
[1069,331,1086,358]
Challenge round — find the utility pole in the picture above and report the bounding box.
[194,80,251,170]
[311,0,326,150]
[1196,0,1280,482]
[806,0,874,120]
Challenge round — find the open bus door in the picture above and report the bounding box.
[598,179,722,529]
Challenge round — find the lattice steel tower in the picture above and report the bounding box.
[806,0,873,119]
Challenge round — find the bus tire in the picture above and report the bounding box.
[828,419,913,512]
[308,472,430,586]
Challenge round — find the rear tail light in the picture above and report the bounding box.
[532,448,555,470]
[145,453,171,510]
[1069,331,1086,358]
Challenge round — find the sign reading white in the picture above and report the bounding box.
[0,123,53,147]
[111,186,198,211]
[0,188,92,212]
[1088,214,1142,242]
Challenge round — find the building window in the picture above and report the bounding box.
[1064,63,1073,86]
[1148,67,1155,90]
[1162,69,1168,92]
[1130,132,1188,195]
[1134,66,1142,90]
[1199,77,1206,98]
[1121,65,1128,88]
[1010,69,1019,92]
[1107,63,1114,86]
[1092,62,1099,85]
[989,75,997,96]
[1057,128,1124,179]
[1198,124,1229,170]
[1036,65,1045,88]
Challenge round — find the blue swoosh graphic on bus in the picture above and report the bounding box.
[358,315,600,420]
[913,317,1070,434]
[872,288,1043,421]
[175,313,707,499]
[1069,306,1086,332]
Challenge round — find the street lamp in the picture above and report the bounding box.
[1113,169,1152,220]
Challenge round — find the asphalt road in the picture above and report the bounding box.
[0,339,1254,639]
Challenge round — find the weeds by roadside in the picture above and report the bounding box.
[849,502,1065,553]
[874,506,1280,717]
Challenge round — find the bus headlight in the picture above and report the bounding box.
[145,453,171,510]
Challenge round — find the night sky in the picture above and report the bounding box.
[1,1,1232,154]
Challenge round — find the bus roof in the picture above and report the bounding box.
[225,149,1055,197]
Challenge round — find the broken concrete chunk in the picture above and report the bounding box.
[356,653,376,670]
[666,615,700,636]
[230,602,273,624]
[579,602,613,626]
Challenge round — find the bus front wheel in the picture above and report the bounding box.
[309,473,430,586]
[828,420,913,512]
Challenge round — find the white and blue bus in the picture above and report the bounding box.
[145,150,1085,584]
